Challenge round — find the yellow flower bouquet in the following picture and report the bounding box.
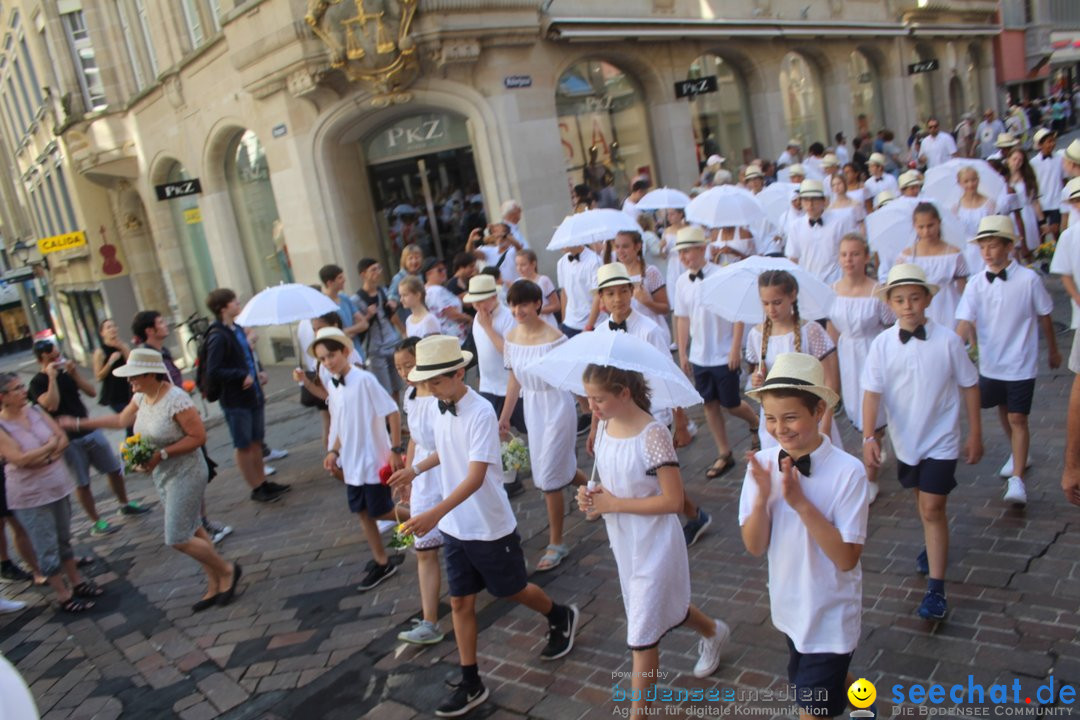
[119,433,154,473]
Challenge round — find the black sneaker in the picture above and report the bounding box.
[539,603,579,660]
[435,682,489,717]
[250,484,283,503]
[0,562,32,583]
[118,502,151,516]
[682,509,712,547]
[357,560,396,592]
[264,480,292,494]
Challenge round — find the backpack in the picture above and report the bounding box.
[194,326,226,402]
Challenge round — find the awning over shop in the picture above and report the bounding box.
[1050,32,1080,66]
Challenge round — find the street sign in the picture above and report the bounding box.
[675,76,718,99]
[154,178,202,201]
[908,59,939,75]
[504,75,532,89]
[37,231,87,255]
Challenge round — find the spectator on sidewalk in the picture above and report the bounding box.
[92,320,132,425]
[320,264,369,347]
[353,258,406,403]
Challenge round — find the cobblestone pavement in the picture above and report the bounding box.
[1,279,1078,720]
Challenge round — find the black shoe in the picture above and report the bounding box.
[435,682,489,717]
[357,560,396,592]
[217,563,242,606]
[250,484,283,503]
[0,562,32,583]
[264,480,292,494]
[118,502,152,516]
[540,603,579,660]
[192,595,219,613]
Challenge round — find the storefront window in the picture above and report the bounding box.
[166,162,217,310]
[779,52,827,148]
[849,51,884,135]
[687,54,753,167]
[556,59,655,208]
[224,130,292,291]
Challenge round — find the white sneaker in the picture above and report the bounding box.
[867,481,880,505]
[1003,477,1027,507]
[263,464,277,476]
[693,619,730,678]
[999,455,1031,478]
[264,448,289,462]
[0,597,26,614]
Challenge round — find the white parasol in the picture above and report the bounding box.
[699,255,835,324]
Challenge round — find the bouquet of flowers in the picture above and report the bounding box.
[388,522,415,550]
[119,434,154,473]
[1033,239,1056,264]
[501,436,530,474]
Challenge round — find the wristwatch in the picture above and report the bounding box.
[159,448,169,460]
[391,444,406,455]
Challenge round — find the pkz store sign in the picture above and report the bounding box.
[366,113,471,164]
[154,178,203,201]
[675,75,718,99]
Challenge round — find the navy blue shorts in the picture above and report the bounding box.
[691,363,741,408]
[559,323,583,338]
[346,483,395,517]
[897,457,957,495]
[0,467,9,518]
[442,530,528,598]
[222,404,265,449]
[480,391,527,435]
[979,376,1036,415]
[785,636,854,718]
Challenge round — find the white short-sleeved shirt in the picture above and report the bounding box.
[426,285,467,342]
[472,304,516,395]
[326,367,399,486]
[784,214,846,284]
[406,312,441,339]
[556,248,602,330]
[861,320,979,465]
[432,388,517,541]
[1051,224,1080,329]
[738,436,869,654]
[1031,151,1064,212]
[864,173,899,199]
[478,244,520,285]
[673,262,734,366]
[919,132,958,168]
[955,261,1054,380]
[298,319,317,372]
[595,310,674,427]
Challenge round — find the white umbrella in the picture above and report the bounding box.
[527,332,703,410]
[756,182,800,227]
[547,209,641,251]
[866,197,966,270]
[635,187,691,210]
[699,256,835,324]
[236,283,340,326]
[685,185,768,229]
[923,158,1006,208]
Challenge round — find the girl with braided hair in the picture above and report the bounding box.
[745,270,844,451]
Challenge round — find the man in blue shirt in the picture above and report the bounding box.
[319,264,369,345]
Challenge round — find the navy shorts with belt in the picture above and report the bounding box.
[442,530,528,598]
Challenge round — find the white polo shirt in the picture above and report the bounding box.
[325,367,399,487]
[556,247,602,330]
[432,387,517,541]
[864,173,899,199]
[472,304,516,395]
[674,262,734,366]
[784,214,845,284]
[595,309,673,426]
[919,132,958,168]
[955,261,1054,381]
[862,319,979,465]
[738,435,869,654]
[1051,224,1080,329]
[1031,151,1064,213]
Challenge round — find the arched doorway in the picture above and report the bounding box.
[849,50,885,137]
[556,58,656,208]
[779,52,827,147]
[164,161,217,311]
[687,54,754,167]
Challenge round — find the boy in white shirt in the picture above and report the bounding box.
[740,353,870,720]
[556,244,602,337]
[863,153,899,207]
[785,180,845,284]
[1030,129,1063,234]
[674,226,759,480]
[1051,179,1080,364]
[311,328,406,593]
[956,216,1061,506]
[390,336,579,718]
[862,264,982,621]
[463,273,526,438]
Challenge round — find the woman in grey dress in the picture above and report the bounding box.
[67,349,240,612]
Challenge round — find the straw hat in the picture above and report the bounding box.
[798,179,825,199]
[674,225,707,249]
[874,190,897,209]
[408,335,473,382]
[874,263,939,302]
[994,132,1019,149]
[1066,140,1080,164]
[744,165,764,181]
[112,348,169,378]
[462,274,498,303]
[593,262,634,293]
[307,326,355,359]
[868,152,887,166]
[1065,176,1080,202]
[787,163,806,178]
[821,153,839,168]
[746,352,839,409]
[971,215,1018,244]
[1032,128,1054,146]
[898,170,923,190]
[787,139,802,148]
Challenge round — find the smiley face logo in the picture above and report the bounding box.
[848,678,876,709]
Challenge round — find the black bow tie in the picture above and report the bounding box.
[438,400,457,416]
[809,217,824,227]
[779,449,812,477]
[567,253,580,262]
[331,375,345,388]
[608,319,627,332]
[899,325,927,344]
[986,269,1007,283]
[689,269,705,282]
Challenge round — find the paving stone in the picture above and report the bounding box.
[196,671,249,713]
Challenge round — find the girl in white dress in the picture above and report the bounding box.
[826,235,895,501]
[500,280,583,572]
[661,209,689,294]
[393,338,445,645]
[826,174,866,236]
[1001,146,1042,259]
[515,250,560,329]
[894,202,967,328]
[745,270,844,451]
[952,166,997,276]
[398,277,441,338]
[709,226,755,267]
[605,231,672,346]
[577,364,730,711]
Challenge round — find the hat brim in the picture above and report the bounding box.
[462,290,497,303]
[747,381,839,410]
[970,230,1017,244]
[674,241,707,250]
[799,191,825,199]
[308,333,356,359]
[873,280,939,303]
[407,351,473,382]
[113,363,168,378]
[591,276,635,294]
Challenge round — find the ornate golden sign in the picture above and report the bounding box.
[305,0,419,93]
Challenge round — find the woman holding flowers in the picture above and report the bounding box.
[65,349,239,612]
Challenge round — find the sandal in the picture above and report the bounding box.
[750,429,762,453]
[705,453,736,479]
[58,597,95,614]
[72,581,104,598]
[535,545,568,572]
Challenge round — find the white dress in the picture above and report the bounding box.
[595,420,690,648]
[745,321,844,450]
[405,312,441,339]
[825,204,864,237]
[953,198,997,277]
[828,292,895,433]
[895,249,968,328]
[403,390,443,550]
[504,337,578,492]
[998,182,1040,253]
